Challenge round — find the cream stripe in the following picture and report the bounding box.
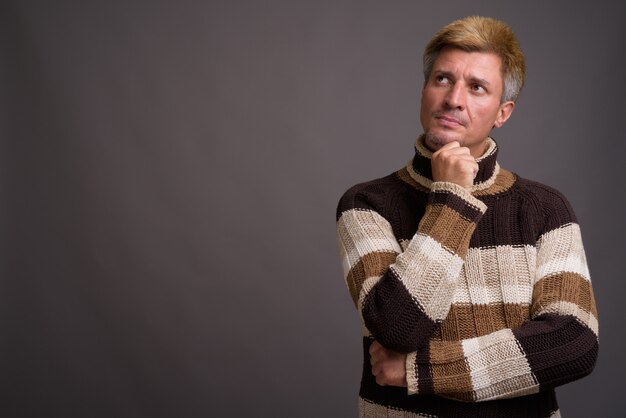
[337,209,402,275]
[430,181,488,212]
[456,246,535,305]
[359,276,381,311]
[470,163,500,193]
[406,351,418,395]
[462,329,538,401]
[453,284,533,305]
[414,136,496,163]
[409,137,499,193]
[473,374,539,401]
[393,233,463,321]
[406,160,433,190]
[533,301,599,337]
[537,255,590,282]
[536,223,590,282]
[474,137,497,162]
[359,398,437,418]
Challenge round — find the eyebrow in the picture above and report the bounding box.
[433,70,491,86]
[469,77,491,86]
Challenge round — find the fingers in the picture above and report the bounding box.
[369,342,385,385]
[369,340,382,366]
[433,143,471,159]
[369,341,393,374]
[431,142,478,188]
[369,341,407,387]
[369,340,382,355]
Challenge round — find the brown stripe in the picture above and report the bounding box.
[437,303,531,340]
[396,167,429,192]
[474,168,516,196]
[513,313,598,390]
[429,340,473,400]
[418,203,476,258]
[430,189,484,222]
[532,272,597,318]
[346,251,398,307]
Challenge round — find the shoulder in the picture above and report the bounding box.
[336,171,412,221]
[513,175,578,228]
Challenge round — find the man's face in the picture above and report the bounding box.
[420,47,515,158]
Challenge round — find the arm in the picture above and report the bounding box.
[337,180,486,352]
[403,198,598,402]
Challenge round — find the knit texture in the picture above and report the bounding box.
[336,137,598,418]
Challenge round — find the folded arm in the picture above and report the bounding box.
[404,221,598,402]
[337,181,486,352]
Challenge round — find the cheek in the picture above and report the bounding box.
[470,102,499,123]
[419,93,430,121]
[420,90,438,114]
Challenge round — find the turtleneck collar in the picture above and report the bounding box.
[406,135,500,193]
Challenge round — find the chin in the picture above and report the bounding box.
[424,131,462,151]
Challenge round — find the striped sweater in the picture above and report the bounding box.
[336,137,598,418]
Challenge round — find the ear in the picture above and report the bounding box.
[494,101,515,128]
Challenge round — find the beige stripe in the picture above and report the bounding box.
[405,351,418,395]
[430,181,488,212]
[393,233,463,322]
[533,272,597,318]
[339,207,465,323]
[406,136,502,194]
[411,136,499,193]
[418,203,478,258]
[429,340,473,400]
[405,158,433,190]
[337,209,402,276]
[358,398,438,418]
[536,223,590,282]
[438,303,531,340]
[460,245,536,305]
[474,137,497,162]
[469,163,500,193]
[535,301,599,337]
[472,373,540,401]
[462,328,538,401]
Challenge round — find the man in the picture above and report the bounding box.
[336,16,598,417]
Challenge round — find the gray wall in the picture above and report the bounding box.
[1,1,624,417]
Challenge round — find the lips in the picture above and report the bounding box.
[434,113,465,127]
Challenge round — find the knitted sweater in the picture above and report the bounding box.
[336,138,598,418]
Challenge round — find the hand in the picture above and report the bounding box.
[431,141,478,189]
[369,340,407,387]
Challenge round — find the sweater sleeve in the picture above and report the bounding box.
[404,192,599,402]
[337,181,487,353]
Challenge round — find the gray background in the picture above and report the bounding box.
[1,1,624,417]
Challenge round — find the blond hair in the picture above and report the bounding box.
[423,16,526,102]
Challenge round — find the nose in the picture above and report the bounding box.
[444,83,466,110]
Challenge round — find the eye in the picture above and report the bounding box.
[435,75,450,84]
[471,84,486,93]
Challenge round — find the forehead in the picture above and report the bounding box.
[433,48,503,83]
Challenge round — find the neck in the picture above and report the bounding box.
[407,135,500,192]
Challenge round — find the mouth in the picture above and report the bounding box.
[434,114,465,127]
